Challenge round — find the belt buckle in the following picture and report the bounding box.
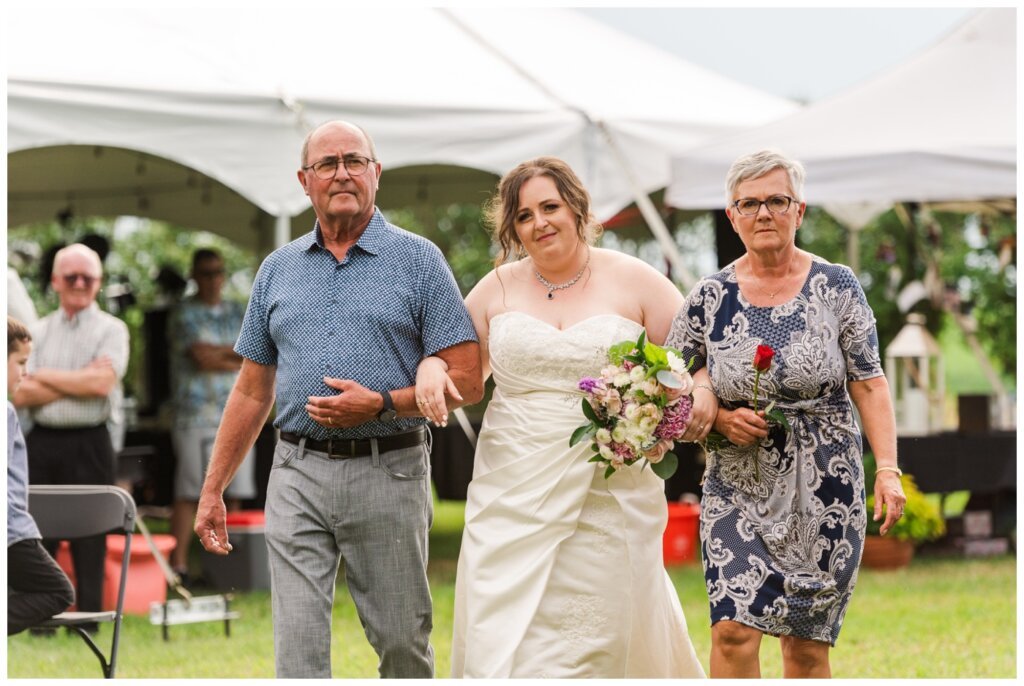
[323,438,360,459]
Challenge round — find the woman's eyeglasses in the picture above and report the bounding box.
[732,195,798,216]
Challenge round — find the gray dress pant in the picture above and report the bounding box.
[264,437,434,678]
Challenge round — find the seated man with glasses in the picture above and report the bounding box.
[12,243,129,634]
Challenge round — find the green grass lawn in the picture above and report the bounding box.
[7,499,1016,678]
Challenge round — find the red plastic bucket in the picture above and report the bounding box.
[663,502,700,565]
[55,533,176,614]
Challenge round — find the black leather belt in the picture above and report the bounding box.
[280,426,427,459]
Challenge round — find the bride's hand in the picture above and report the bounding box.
[683,383,718,442]
[416,356,460,427]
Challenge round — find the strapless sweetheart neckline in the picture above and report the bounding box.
[490,310,641,334]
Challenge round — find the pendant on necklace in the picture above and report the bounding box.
[547,292,554,300]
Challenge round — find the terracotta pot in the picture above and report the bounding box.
[861,535,914,570]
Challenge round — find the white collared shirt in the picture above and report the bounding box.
[28,302,129,428]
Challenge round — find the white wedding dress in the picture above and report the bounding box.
[450,311,705,678]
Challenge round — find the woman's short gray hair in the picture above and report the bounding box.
[725,150,806,204]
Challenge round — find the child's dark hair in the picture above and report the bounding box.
[8,316,32,354]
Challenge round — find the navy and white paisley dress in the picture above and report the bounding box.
[666,256,883,645]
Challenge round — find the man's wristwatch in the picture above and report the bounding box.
[377,390,398,422]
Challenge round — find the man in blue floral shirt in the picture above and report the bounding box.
[169,249,255,582]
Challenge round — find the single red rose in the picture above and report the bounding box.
[753,345,775,372]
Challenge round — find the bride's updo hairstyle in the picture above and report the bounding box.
[485,157,603,266]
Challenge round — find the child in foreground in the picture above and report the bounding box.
[7,315,75,635]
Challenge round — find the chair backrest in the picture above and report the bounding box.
[28,485,136,539]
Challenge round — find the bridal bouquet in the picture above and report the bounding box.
[571,331,694,480]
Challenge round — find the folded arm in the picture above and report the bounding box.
[11,376,66,407]
[305,340,483,429]
[24,356,118,398]
[190,342,244,372]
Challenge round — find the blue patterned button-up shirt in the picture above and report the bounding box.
[235,209,477,439]
[170,297,247,428]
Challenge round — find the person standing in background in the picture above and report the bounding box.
[168,248,256,584]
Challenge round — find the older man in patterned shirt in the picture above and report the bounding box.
[195,120,482,678]
[12,243,129,631]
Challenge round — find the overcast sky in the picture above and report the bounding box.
[579,8,975,103]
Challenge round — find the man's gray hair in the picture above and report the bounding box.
[53,243,103,276]
[725,150,806,204]
[300,121,379,167]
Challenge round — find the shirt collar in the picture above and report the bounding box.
[306,208,387,256]
[60,302,98,327]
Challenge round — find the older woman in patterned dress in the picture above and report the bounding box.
[666,150,906,678]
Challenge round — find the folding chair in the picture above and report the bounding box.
[27,485,136,679]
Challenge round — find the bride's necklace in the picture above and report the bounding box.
[534,250,590,300]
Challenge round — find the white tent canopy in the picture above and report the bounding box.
[8,7,797,260]
[666,8,1016,210]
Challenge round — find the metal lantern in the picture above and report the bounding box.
[885,313,944,436]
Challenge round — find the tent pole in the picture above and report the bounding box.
[274,215,290,249]
[595,122,697,291]
[847,224,861,274]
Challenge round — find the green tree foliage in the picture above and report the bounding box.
[9,218,257,397]
[384,204,496,295]
[798,206,1016,376]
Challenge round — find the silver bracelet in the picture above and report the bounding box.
[694,383,716,395]
[875,466,903,477]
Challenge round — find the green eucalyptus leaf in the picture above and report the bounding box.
[651,452,679,479]
[570,423,597,447]
[656,369,683,388]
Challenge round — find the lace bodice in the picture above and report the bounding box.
[488,312,643,394]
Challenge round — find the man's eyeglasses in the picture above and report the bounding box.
[732,195,799,216]
[61,273,99,287]
[302,155,376,180]
[195,268,225,278]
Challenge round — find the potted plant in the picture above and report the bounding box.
[861,453,946,570]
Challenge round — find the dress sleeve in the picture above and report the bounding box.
[665,281,709,373]
[835,266,883,381]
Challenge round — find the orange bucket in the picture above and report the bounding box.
[58,534,176,614]
[663,502,700,565]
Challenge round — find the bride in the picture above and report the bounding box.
[417,157,713,678]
